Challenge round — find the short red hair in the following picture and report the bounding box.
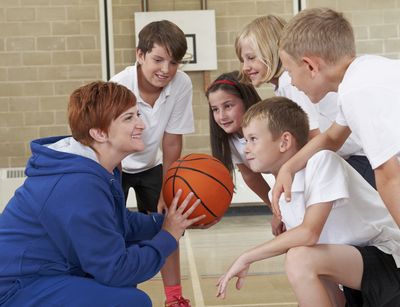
[68,81,136,146]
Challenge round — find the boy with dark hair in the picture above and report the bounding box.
[217,97,400,306]
[274,8,400,229]
[111,20,194,307]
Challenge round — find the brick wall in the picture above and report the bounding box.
[1,0,399,167]
[0,0,102,167]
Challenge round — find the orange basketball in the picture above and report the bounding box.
[163,153,234,225]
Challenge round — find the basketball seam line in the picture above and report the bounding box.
[169,175,218,218]
[166,166,233,197]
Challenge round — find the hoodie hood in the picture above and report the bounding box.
[26,136,116,180]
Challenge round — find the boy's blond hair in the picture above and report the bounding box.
[235,15,286,84]
[280,8,355,64]
[242,97,309,149]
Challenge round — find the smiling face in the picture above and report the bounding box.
[137,43,179,91]
[106,105,145,155]
[240,39,269,87]
[243,118,283,175]
[208,89,246,135]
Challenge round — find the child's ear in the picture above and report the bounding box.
[89,128,108,143]
[301,56,320,78]
[136,48,145,65]
[279,132,292,152]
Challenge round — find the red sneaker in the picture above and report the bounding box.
[164,296,191,307]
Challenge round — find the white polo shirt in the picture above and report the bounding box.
[275,71,319,131]
[229,135,249,167]
[269,150,400,266]
[316,92,364,159]
[336,55,400,169]
[111,65,194,173]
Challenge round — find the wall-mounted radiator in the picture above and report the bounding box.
[0,167,26,213]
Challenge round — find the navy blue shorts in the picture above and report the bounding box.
[345,155,376,189]
[345,246,400,307]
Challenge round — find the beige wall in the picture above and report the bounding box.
[1,0,400,167]
[0,0,102,167]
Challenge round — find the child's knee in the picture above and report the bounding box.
[285,246,315,282]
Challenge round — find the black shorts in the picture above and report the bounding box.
[352,246,400,307]
[122,164,163,213]
[345,155,376,189]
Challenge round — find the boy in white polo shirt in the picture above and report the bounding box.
[110,20,194,307]
[273,8,400,228]
[316,92,375,189]
[217,97,400,306]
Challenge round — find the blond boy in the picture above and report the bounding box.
[217,97,400,306]
[273,8,400,229]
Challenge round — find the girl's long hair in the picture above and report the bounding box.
[206,71,261,175]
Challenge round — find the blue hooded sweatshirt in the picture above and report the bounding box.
[0,136,177,304]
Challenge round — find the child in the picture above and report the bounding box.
[217,97,400,306]
[206,71,284,235]
[236,15,376,189]
[110,20,195,306]
[273,8,400,227]
[235,15,320,139]
[0,81,204,306]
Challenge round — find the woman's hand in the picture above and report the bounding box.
[162,190,205,241]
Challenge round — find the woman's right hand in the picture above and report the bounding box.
[162,189,205,241]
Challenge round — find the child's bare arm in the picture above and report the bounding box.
[237,164,285,235]
[237,163,271,207]
[241,202,332,261]
[271,123,351,217]
[238,164,285,236]
[158,132,183,213]
[375,156,400,227]
[216,202,332,298]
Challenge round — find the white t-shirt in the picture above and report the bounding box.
[110,65,195,173]
[275,71,319,130]
[316,92,364,158]
[229,135,249,167]
[336,55,400,169]
[269,150,400,267]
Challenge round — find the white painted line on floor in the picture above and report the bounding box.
[184,230,205,307]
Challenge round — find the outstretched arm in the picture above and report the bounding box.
[216,201,332,299]
[271,123,350,218]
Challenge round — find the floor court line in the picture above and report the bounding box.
[184,230,205,307]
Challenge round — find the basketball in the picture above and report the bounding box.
[163,153,234,225]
